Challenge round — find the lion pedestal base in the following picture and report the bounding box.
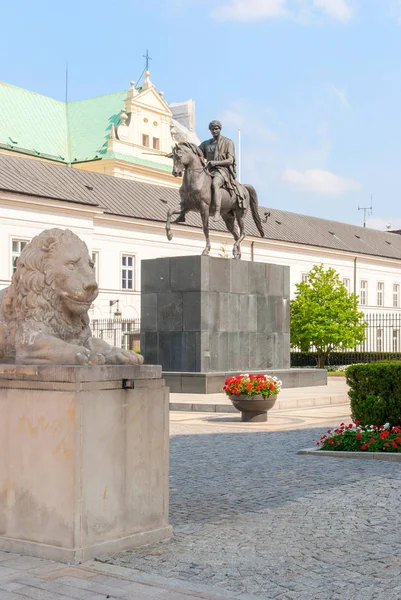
[0,364,172,564]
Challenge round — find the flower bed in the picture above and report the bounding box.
[317,421,401,453]
[223,373,282,397]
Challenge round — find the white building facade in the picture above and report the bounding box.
[0,73,400,354]
[2,183,401,331]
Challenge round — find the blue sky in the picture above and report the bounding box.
[1,0,401,229]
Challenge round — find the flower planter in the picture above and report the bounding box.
[229,394,277,422]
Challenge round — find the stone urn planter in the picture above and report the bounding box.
[223,374,282,423]
[229,394,277,422]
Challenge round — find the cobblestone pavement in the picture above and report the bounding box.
[103,410,401,600]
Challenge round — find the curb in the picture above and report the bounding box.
[170,396,349,413]
[298,447,401,462]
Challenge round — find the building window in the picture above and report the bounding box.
[360,280,368,305]
[142,134,149,147]
[301,273,309,283]
[393,284,400,308]
[376,329,383,352]
[377,282,384,307]
[92,251,99,283]
[153,137,160,150]
[121,255,135,290]
[393,329,400,352]
[343,278,350,294]
[11,239,29,275]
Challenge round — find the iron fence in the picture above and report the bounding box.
[292,312,401,366]
[358,313,401,353]
[91,318,140,351]
[93,312,401,365]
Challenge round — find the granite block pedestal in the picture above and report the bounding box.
[0,364,171,563]
[141,256,327,393]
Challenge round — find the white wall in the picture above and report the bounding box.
[1,193,401,326]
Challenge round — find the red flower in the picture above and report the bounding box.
[369,438,375,443]
[348,424,353,429]
[356,433,362,441]
[354,420,360,425]
[329,439,334,445]
[361,444,368,450]
[392,443,397,449]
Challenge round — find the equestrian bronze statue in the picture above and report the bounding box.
[165,120,265,259]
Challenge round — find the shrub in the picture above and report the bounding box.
[346,362,401,426]
[317,421,401,452]
[291,351,401,368]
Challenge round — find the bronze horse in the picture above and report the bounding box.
[165,142,265,258]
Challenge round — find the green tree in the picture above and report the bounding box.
[290,265,366,368]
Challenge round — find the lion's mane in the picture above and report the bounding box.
[2,229,91,348]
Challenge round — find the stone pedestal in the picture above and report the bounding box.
[141,256,324,393]
[0,364,171,564]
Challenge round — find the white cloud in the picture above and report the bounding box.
[211,0,287,21]
[210,0,354,21]
[313,0,354,21]
[282,169,361,195]
[330,85,350,109]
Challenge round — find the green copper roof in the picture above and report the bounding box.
[67,91,126,162]
[0,82,68,161]
[0,82,165,168]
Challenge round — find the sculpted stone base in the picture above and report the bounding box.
[0,364,171,564]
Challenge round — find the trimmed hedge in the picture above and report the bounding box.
[291,352,401,368]
[346,362,401,426]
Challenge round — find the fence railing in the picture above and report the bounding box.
[358,313,401,353]
[291,312,401,366]
[94,312,401,364]
[91,318,140,351]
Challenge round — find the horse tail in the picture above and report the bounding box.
[244,185,265,238]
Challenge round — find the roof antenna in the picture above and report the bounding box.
[358,195,373,228]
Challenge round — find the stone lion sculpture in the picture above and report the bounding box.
[0,228,144,366]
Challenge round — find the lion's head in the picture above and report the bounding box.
[3,229,98,341]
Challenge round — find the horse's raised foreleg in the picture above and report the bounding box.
[166,205,183,241]
[200,202,211,256]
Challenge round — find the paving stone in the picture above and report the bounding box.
[1,557,47,571]
[12,585,73,599]
[0,566,20,580]
[103,423,401,599]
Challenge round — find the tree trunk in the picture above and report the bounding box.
[316,351,327,369]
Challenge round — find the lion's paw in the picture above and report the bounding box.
[88,353,106,365]
[75,350,91,365]
[75,349,106,365]
[104,349,144,365]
